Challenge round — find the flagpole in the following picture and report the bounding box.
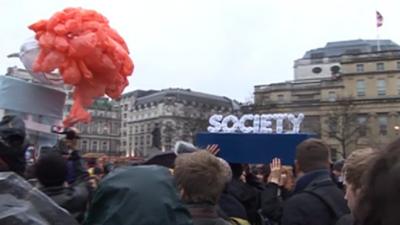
[377,25,381,51]
[376,10,383,51]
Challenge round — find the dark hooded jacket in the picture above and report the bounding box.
[83,165,193,225]
[281,170,349,225]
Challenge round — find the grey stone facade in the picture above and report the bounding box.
[123,88,239,157]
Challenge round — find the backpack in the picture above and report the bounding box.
[303,178,350,225]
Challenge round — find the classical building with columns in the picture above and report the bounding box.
[124,88,240,157]
[72,98,122,155]
[118,90,158,156]
[251,39,400,158]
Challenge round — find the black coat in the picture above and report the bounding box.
[260,183,286,224]
[225,178,261,224]
[40,180,89,223]
[281,170,349,225]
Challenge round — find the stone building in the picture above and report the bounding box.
[294,39,400,80]
[125,88,239,157]
[252,39,400,158]
[72,98,122,155]
[118,90,158,156]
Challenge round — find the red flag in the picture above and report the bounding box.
[376,11,383,27]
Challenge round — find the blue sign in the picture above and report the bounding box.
[196,133,314,165]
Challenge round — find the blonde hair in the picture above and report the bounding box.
[174,151,227,204]
[343,148,379,190]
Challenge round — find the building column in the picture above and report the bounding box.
[367,112,379,147]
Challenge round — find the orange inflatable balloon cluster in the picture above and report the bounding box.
[29,7,134,127]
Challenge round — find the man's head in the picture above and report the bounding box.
[174,151,227,205]
[250,164,270,183]
[342,148,379,212]
[295,138,331,174]
[64,127,80,149]
[35,152,67,187]
[332,159,345,177]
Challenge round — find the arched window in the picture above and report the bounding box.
[81,140,88,151]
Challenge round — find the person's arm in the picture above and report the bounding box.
[260,182,283,222]
[260,158,285,222]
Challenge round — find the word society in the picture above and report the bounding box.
[207,113,305,134]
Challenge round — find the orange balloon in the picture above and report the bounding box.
[29,7,134,127]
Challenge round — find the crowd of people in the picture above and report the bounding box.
[0,114,400,225]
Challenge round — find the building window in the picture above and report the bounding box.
[103,142,108,151]
[377,79,386,96]
[356,64,364,73]
[376,62,384,71]
[328,91,336,102]
[92,141,98,151]
[328,119,337,138]
[312,67,322,74]
[378,115,388,136]
[123,113,127,119]
[140,125,144,132]
[277,94,284,101]
[356,80,366,97]
[82,140,88,151]
[397,61,400,70]
[357,116,367,137]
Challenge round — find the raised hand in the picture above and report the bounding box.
[269,158,282,185]
[206,144,220,156]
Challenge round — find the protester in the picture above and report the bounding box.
[250,164,270,184]
[332,159,345,190]
[84,165,193,225]
[35,152,89,223]
[0,115,27,176]
[354,138,400,225]
[0,115,79,225]
[281,138,349,225]
[260,158,294,225]
[223,163,262,225]
[54,127,87,184]
[174,150,232,225]
[336,148,380,225]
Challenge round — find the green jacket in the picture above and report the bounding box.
[84,165,193,225]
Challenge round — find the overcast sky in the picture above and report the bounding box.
[1,0,399,102]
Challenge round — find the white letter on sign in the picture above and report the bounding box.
[239,114,254,133]
[221,115,239,133]
[207,114,223,133]
[288,113,304,134]
[274,113,287,134]
[260,114,273,133]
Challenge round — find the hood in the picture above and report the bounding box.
[84,165,193,225]
[0,172,79,225]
